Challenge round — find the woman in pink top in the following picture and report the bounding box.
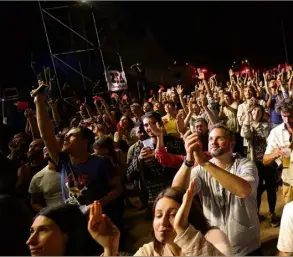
[88,181,232,256]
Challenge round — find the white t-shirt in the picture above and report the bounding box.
[277,201,293,253]
[29,165,63,207]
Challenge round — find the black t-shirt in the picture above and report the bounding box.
[57,153,115,206]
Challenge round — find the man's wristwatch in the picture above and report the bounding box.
[184,156,194,167]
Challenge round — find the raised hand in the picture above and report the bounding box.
[24,108,34,119]
[150,122,164,137]
[200,95,208,107]
[197,69,205,80]
[48,99,58,107]
[229,69,234,77]
[173,179,196,235]
[188,98,194,113]
[176,110,186,135]
[176,85,184,95]
[88,201,120,256]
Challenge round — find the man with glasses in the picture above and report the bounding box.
[264,98,293,204]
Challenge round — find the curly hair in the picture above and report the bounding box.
[275,98,293,114]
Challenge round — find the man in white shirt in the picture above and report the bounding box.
[172,124,261,256]
[277,201,293,256]
[263,98,293,204]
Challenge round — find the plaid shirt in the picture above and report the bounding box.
[126,136,184,205]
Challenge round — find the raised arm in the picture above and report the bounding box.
[101,99,116,124]
[48,99,62,124]
[201,96,219,125]
[172,131,197,190]
[176,85,188,115]
[191,133,254,198]
[24,109,40,140]
[33,92,60,165]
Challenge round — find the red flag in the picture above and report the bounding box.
[17,101,29,110]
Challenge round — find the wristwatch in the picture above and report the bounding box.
[184,156,194,167]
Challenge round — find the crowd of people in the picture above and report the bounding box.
[2,66,293,256]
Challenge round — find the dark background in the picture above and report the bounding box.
[0,1,293,97]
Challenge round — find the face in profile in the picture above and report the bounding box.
[26,215,68,256]
[62,128,85,154]
[281,111,293,130]
[232,91,239,100]
[27,140,44,162]
[153,197,179,244]
[120,116,130,129]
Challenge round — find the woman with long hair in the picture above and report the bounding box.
[88,181,231,256]
[26,204,98,256]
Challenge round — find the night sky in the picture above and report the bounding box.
[1,1,293,96]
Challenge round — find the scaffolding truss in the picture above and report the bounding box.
[38,1,128,102]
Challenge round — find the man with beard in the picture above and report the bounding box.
[172,123,261,256]
[33,92,123,217]
[29,136,64,213]
[16,139,47,206]
[126,123,149,209]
